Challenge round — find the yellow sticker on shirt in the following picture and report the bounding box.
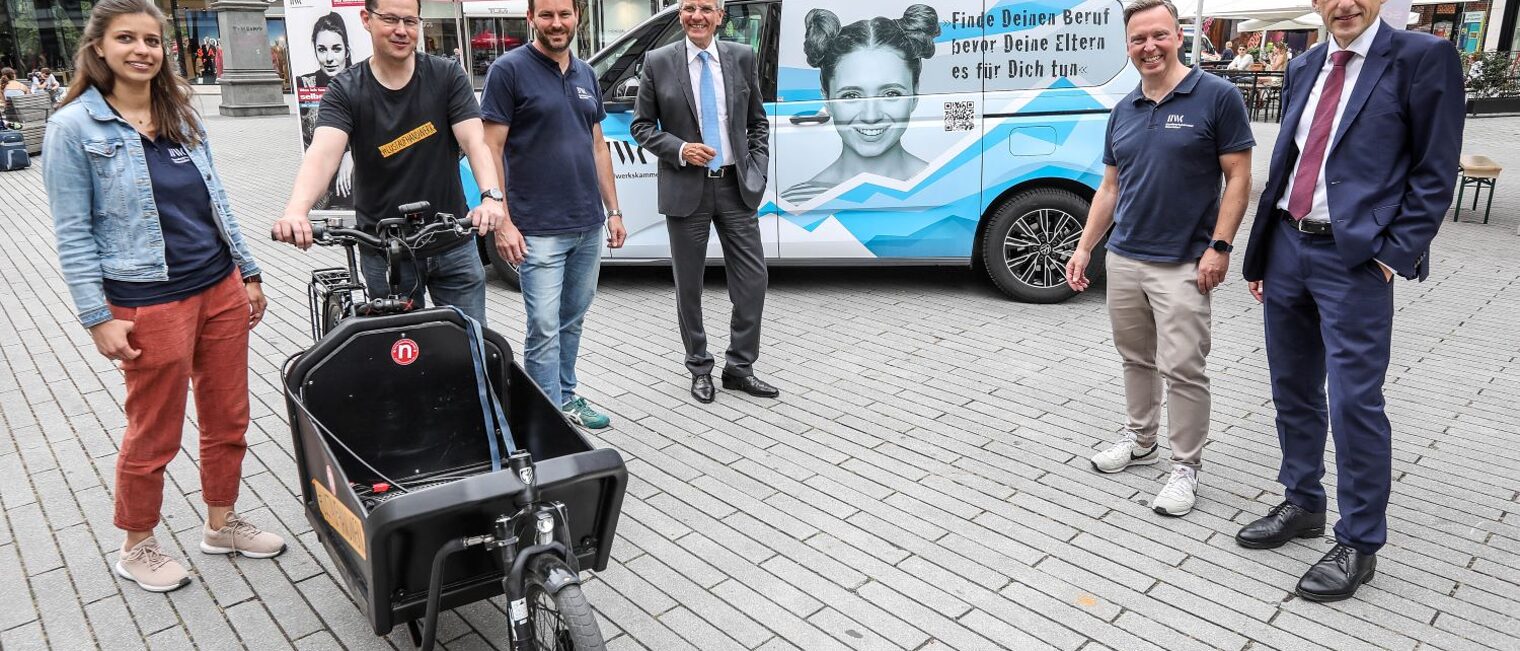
[312,479,367,559]
[378,121,438,158]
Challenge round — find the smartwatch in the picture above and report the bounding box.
[1210,239,1234,253]
[480,188,504,202]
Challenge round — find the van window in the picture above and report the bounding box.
[594,14,681,95]
[599,1,779,103]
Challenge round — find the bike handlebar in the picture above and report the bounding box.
[273,212,468,253]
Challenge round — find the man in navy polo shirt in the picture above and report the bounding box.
[1065,0,1254,517]
[481,0,626,429]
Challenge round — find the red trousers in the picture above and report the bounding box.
[109,271,251,532]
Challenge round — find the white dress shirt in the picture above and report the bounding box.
[1277,20,1380,224]
[681,37,735,167]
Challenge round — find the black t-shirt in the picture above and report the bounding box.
[316,53,480,230]
[103,134,232,307]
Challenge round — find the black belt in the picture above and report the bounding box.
[1278,209,1333,235]
[705,165,736,179]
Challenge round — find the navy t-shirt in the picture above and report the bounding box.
[480,44,607,236]
[104,134,233,307]
[1102,68,1255,263]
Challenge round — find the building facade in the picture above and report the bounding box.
[1,0,669,89]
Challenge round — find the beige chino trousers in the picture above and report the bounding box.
[1105,252,1212,468]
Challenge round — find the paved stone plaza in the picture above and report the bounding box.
[1,102,1518,650]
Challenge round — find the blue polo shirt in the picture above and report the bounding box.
[1103,67,1254,263]
[480,45,607,236]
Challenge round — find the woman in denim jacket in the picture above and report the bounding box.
[44,0,285,593]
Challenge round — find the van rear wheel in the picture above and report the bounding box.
[980,188,1102,303]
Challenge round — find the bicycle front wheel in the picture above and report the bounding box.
[525,555,604,651]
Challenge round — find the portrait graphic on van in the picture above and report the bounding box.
[780,5,941,205]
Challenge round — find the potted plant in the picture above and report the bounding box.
[1466,50,1520,116]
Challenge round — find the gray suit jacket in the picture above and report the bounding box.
[629,40,769,216]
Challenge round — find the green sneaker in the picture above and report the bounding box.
[561,397,610,429]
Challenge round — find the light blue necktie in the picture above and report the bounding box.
[697,50,724,172]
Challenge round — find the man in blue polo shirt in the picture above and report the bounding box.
[1065,0,1254,517]
[481,0,626,429]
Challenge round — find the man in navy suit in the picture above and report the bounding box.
[1235,0,1464,602]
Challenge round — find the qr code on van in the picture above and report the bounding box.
[944,101,975,131]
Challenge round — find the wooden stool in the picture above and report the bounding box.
[1455,155,1503,224]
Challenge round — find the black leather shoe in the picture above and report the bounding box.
[690,374,715,403]
[721,373,779,398]
[1296,544,1375,602]
[1236,501,1326,549]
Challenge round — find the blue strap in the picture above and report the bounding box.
[450,308,516,471]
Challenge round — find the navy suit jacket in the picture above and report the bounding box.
[1242,22,1465,282]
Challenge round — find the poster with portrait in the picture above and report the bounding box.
[284,0,372,211]
[771,0,1125,258]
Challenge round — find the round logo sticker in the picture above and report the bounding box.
[391,338,420,366]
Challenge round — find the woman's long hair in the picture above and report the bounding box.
[311,12,353,71]
[59,0,200,146]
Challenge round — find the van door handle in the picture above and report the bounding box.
[789,111,830,126]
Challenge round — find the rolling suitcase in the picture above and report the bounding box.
[0,128,28,171]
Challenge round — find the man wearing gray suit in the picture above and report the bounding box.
[630,0,776,404]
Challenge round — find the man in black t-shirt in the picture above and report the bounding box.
[274,0,506,325]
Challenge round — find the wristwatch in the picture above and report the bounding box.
[1210,239,1234,253]
[480,188,504,202]
[243,274,262,284]
[607,209,623,218]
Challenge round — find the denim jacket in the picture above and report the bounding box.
[44,86,261,328]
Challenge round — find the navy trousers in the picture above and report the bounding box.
[1262,223,1395,554]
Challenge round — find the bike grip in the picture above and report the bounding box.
[396,201,432,216]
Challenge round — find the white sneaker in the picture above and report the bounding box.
[1153,466,1198,517]
[1090,429,1160,474]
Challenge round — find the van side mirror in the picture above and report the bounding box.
[613,77,639,99]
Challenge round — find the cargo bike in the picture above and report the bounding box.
[279,203,627,650]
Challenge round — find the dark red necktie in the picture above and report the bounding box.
[1287,50,1355,221]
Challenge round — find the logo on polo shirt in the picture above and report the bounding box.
[1164,113,1195,129]
[576,86,593,101]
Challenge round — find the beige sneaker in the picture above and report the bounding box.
[115,536,191,593]
[200,512,287,559]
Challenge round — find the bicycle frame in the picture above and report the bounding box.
[410,451,583,651]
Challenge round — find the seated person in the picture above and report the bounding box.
[1,67,30,98]
[31,67,61,101]
[1225,51,1254,71]
[1267,45,1288,72]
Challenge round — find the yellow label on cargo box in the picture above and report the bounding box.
[312,479,367,560]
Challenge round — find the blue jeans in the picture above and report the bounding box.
[359,238,487,325]
[520,228,602,406]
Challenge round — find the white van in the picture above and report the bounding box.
[465,0,1137,302]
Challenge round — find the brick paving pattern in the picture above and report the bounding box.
[1,99,1517,650]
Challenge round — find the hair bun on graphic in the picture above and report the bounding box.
[803,8,842,69]
[896,4,940,60]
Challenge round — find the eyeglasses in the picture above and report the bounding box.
[679,5,722,16]
[371,11,426,30]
